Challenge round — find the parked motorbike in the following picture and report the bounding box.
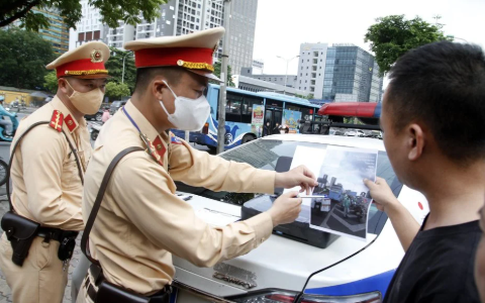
[0,113,19,142]
[88,121,102,141]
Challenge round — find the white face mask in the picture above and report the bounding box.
[159,80,210,131]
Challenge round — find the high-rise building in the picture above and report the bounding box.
[227,0,258,75]
[297,43,328,99]
[296,43,383,102]
[240,68,298,89]
[12,7,70,54]
[71,0,258,75]
[323,44,382,103]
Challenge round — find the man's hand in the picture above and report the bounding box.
[275,165,318,195]
[364,177,400,213]
[267,191,302,227]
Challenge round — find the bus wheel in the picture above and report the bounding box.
[242,134,256,144]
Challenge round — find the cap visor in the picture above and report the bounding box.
[187,69,222,82]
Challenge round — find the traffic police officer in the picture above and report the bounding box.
[0,41,110,303]
[77,27,317,303]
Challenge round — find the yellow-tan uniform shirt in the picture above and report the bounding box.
[11,96,91,231]
[83,101,276,295]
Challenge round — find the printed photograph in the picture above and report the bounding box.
[308,146,378,240]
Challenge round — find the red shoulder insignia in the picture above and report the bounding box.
[64,114,77,132]
[49,110,64,132]
[153,136,166,159]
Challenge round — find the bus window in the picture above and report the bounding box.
[241,96,264,123]
[225,92,243,122]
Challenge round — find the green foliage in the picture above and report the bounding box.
[105,82,130,100]
[0,0,167,31]
[0,28,56,89]
[364,15,450,76]
[43,71,58,93]
[213,61,235,87]
[105,47,136,93]
[294,93,314,100]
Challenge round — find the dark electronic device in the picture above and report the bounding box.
[241,156,339,248]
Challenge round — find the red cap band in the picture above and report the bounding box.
[56,58,107,78]
[134,47,214,70]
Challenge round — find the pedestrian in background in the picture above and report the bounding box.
[101,106,110,123]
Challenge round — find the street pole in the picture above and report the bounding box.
[277,55,299,96]
[284,60,289,95]
[122,54,127,84]
[217,0,231,154]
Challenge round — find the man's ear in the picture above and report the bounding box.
[151,78,167,101]
[58,78,70,95]
[408,123,426,161]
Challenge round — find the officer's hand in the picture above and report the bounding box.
[364,177,400,213]
[275,165,318,195]
[267,191,302,227]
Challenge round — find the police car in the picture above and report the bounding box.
[171,133,429,303]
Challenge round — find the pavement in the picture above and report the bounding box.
[0,108,214,302]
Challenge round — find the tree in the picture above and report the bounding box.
[1,0,167,31]
[105,47,136,93]
[213,61,235,87]
[364,15,449,76]
[105,82,130,101]
[0,28,55,89]
[43,71,58,93]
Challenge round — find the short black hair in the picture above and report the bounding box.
[134,66,185,92]
[387,41,485,163]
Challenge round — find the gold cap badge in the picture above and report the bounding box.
[91,49,103,63]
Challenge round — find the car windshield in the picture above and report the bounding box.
[175,139,402,235]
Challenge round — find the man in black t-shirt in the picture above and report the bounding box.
[363,42,485,302]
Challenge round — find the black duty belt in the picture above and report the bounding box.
[85,276,171,303]
[37,227,78,242]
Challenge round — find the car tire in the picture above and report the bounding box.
[91,131,98,141]
[242,134,256,144]
[95,113,102,122]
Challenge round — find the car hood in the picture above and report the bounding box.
[171,191,426,298]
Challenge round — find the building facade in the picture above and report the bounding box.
[71,0,258,75]
[296,43,383,102]
[323,44,382,102]
[12,8,69,54]
[240,68,298,89]
[297,43,328,99]
[232,75,307,96]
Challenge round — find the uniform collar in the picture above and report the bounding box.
[123,100,167,163]
[123,100,160,141]
[50,95,86,133]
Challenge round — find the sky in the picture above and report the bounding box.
[252,0,485,76]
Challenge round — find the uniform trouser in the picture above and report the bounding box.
[72,253,91,301]
[0,232,68,303]
[75,273,95,303]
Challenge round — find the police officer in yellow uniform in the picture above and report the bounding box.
[0,41,110,303]
[77,27,317,303]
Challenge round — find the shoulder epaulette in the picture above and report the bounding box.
[170,132,183,145]
[49,110,64,132]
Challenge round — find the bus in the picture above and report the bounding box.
[172,84,322,151]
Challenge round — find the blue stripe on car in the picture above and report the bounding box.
[305,269,395,297]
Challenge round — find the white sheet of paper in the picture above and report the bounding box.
[283,146,327,206]
[195,208,240,227]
